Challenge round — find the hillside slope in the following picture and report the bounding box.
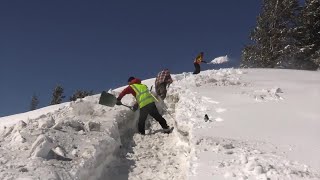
[0,68,319,180]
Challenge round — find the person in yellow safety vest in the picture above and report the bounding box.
[116,76,172,135]
[193,52,207,74]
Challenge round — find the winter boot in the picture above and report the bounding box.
[163,126,174,134]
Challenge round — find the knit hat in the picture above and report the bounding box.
[127,76,135,82]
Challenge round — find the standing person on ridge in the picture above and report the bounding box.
[116,76,172,135]
[193,52,207,74]
[155,68,173,100]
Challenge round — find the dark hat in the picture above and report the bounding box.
[128,76,135,82]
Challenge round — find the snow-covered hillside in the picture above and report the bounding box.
[0,68,319,180]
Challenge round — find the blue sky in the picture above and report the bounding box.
[0,0,261,117]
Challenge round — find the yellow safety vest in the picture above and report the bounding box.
[194,54,203,64]
[130,84,155,108]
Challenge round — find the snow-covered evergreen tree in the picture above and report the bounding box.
[69,90,93,101]
[30,94,39,110]
[241,0,301,68]
[295,0,320,69]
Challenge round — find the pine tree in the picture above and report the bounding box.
[241,0,301,68]
[30,94,39,110]
[295,0,320,69]
[50,85,65,105]
[69,90,94,101]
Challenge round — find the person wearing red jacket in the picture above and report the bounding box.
[116,77,172,135]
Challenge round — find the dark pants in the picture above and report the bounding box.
[138,102,169,134]
[193,63,200,74]
[155,83,167,100]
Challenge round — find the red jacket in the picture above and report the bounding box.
[117,78,141,100]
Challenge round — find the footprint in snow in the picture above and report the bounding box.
[215,117,224,122]
[215,108,227,113]
[202,96,220,104]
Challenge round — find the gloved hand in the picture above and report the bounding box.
[116,99,122,105]
[132,104,139,111]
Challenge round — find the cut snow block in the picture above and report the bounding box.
[66,120,85,131]
[51,146,72,161]
[12,132,26,143]
[222,143,235,149]
[38,117,55,129]
[99,91,117,107]
[52,120,64,130]
[2,126,14,138]
[30,135,56,159]
[52,146,67,157]
[71,149,79,157]
[14,120,27,130]
[270,87,283,94]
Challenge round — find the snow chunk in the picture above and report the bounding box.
[52,146,67,157]
[270,87,283,94]
[254,165,264,175]
[14,120,27,130]
[208,55,229,64]
[52,120,64,130]
[245,161,259,171]
[85,121,100,132]
[66,120,85,131]
[11,131,26,143]
[222,143,235,149]
[2,126,14,138]
[30,135,56,159]
[38,117,55,129]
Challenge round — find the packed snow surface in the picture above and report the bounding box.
[1,68,320,180]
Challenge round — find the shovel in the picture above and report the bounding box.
[98,91,134,111]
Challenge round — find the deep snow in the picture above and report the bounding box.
[0,68,319,180]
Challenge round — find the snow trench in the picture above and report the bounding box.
[99,97,191,180]
[83,85,198,179]
[75,77,205,180]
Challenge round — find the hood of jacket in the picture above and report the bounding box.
[129,78,141,85]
